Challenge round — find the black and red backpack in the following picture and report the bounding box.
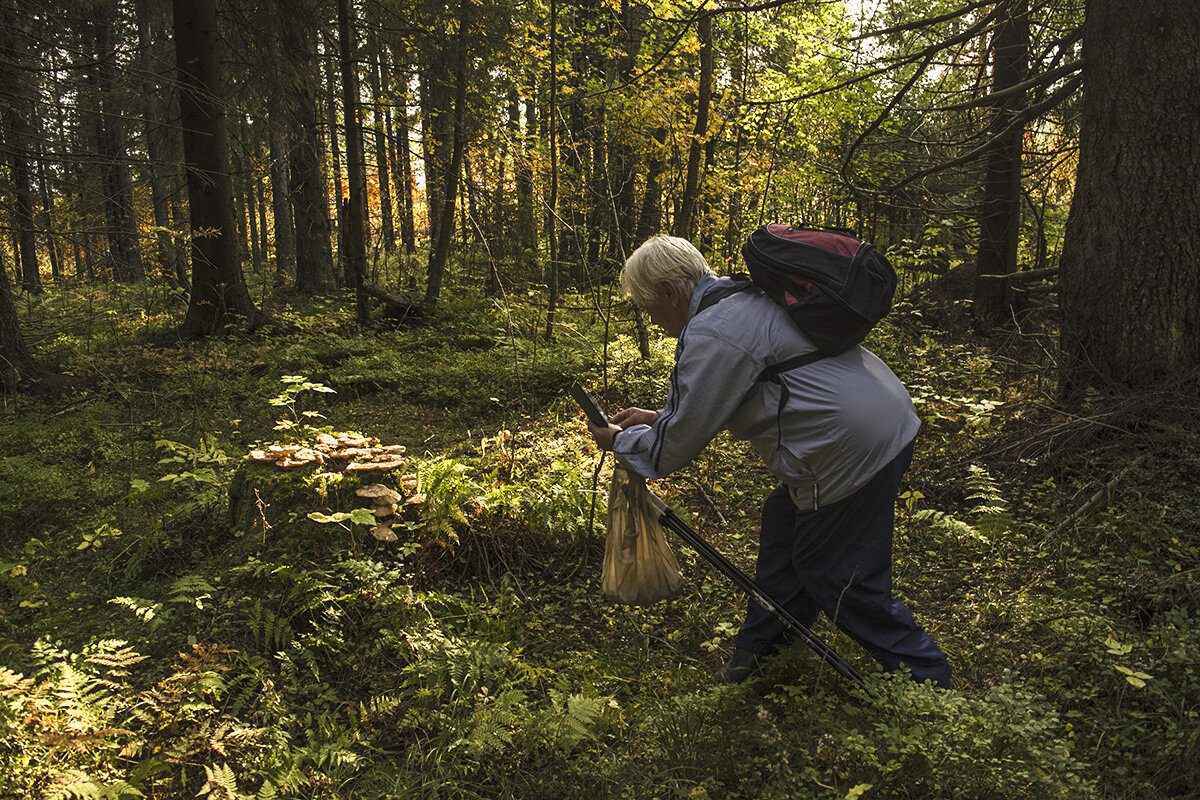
[701,223,897,361]
[698,224,898,418]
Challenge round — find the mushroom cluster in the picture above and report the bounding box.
[355,481,425,541]
[250,432,407,473]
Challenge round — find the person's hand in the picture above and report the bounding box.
[610,407,659,428]
[587,421,623,451]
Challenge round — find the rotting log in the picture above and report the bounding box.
[363,282,424,323]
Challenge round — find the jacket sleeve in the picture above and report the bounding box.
[612,329,764,479]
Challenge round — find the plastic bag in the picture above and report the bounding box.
[602,466,684,605]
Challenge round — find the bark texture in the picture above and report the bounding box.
[1059,0,1200,390]
[973,0,1028,327]
[174,0,259,336]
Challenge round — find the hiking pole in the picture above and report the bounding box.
[645,492,866,687]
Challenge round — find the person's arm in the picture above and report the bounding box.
[611,331,763,479]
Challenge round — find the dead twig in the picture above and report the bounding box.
[1050,453,1148,537]
[679,476,729,528]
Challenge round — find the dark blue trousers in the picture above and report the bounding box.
[735,441,951,686]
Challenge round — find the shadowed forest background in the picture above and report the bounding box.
[1,0,1198,798]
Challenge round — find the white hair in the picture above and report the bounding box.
[620,235,714,307]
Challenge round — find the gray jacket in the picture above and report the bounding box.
[613,273,920,509]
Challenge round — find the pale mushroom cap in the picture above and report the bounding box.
[355,484,402,503]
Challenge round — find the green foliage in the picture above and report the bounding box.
[833,673,1094,798]
[267,376,336,437]
[911,464,1012,543]
[4,272,1199,800]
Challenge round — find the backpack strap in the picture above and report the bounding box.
[757,351,825,452]
[696,273,754,314]
[697,274,829,449]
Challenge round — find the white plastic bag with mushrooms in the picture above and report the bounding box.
[601,467,684,605]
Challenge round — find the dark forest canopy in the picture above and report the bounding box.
[0,0,1195,384]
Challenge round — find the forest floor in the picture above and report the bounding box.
[1,279,1198,799]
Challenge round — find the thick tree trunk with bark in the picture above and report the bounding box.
[1059,0,1200,391]
[420,66,453,250]
[974,0,1029,328]
[173,0,259,336]
[0,2,42,294]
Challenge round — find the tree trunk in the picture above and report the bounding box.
[238,116,263,272]
[173,0,259,336]
[0,1,41,294]
[369,28,395,255]
[389,44,417,271]
[421,66,452,250]
[544,0,559,340]
[137,0,175,283]
[974,0,1029,328]
[674,11,712,239]
[725,15,748,262]
[2,103,41,294]
[423,11,470,309]
[635,127,667,244]
[0,246,39,387]
[256,168,269,274]
[94,5,144,283]
[609,0,644,264]
[36,146,61,283]
[268,107,296,282]
[278,4,334,294]
[323,50,347,286]
[512,85,537,276]
[1059,0,1200,391]
[337,0,370,325]
[395,83,417,258]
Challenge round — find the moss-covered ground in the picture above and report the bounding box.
[1,281,1197,799]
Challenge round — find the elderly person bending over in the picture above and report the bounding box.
[587,234,951,687]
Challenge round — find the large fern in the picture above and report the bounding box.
[912,464,1012,543]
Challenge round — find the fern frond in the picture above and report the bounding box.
[913,508,987,542]
[84,641,148,676]
[48,770,145,800]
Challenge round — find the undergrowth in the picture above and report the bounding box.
[1,282,1197,798]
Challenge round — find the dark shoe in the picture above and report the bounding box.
[714,649,764,684]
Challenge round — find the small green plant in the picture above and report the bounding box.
[269,375,336,436]
[305,506,377,556]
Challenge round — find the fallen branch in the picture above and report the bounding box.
[1051,453,1148,536]
[679,475,729,529]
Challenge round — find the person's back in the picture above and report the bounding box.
[617,273,921,510]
